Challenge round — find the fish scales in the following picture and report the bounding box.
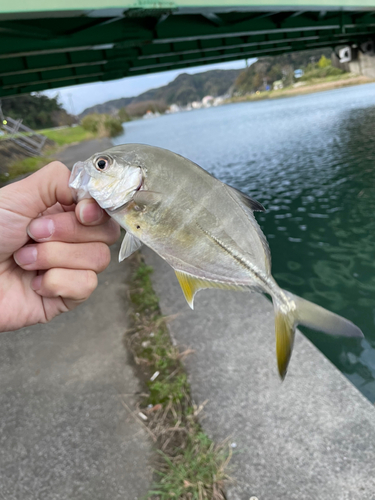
[143,147,270,283]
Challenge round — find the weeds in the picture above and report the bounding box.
[40,125,95,145]
[127,253,231,500]
[0,155,48,182]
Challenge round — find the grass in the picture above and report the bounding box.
[38,126,95,146]
[0,155,48,182]
[127,254,231,500]
[0,126,97,184]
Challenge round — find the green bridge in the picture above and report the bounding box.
[1,1,375,97]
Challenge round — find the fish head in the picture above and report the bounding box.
[69,150,143,211]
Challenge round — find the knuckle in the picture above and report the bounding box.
[105,220,121,244]
[45,160,68,172]
[83,270,98,296]
[96,244,111,273]
[35,244,49,268]
[60,212,80,240]
[44,269,61,294]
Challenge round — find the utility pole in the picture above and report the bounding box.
[67,93,75,117]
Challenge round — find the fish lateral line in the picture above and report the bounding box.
[195,221,270,291]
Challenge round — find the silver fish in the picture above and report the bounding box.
[69,144,363,379]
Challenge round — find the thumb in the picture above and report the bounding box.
[0,162,74,262]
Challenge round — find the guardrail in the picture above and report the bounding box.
[0,104,47,156]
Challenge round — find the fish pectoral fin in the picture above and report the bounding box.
[133,190,162,207]
[119,231,143,262]
[174,270,245,310]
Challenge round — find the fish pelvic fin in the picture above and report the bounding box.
[174,270,245,310]
[274,290,364,380]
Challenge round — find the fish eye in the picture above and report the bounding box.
[95,157,110,171]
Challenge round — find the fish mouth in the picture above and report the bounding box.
[69,161,92,203]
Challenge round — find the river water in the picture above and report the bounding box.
[113,83,375,402]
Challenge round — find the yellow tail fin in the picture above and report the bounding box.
[274,290,363,380]
[274,309,296,380]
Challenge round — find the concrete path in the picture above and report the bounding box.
[144,247,375,500]
[55,137,112,170]
[0,141,154,499]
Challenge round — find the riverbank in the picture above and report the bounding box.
[0,115,124,185]
[226,74,373,104]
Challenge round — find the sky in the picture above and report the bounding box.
[42,59,255,115]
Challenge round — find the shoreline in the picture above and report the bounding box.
[226,75,373,105]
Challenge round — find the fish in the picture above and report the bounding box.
[69,144,364,379]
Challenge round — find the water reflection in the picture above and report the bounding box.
[114,84,375,401]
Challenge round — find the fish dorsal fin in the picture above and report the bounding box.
[119,231,142,262]
[225,184,271,273]
[133,190,162,207]
[227,185,266,212]
[174,270,245,310]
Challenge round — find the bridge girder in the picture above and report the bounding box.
[1,6,375,97]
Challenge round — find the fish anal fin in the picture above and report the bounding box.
[174,271,199,309]
[119,231,142,262]
[174,270,245,310]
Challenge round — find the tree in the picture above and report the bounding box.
[1,93,74,129]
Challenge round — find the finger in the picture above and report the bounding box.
[14,242,111,274]
[31,268,98,305]
[75,198,110,226]
[27,211,120,245]
[1,161,73,219]
[62,204,76,212]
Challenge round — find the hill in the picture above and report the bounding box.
[232,48,334,94]
[79,69,242,118]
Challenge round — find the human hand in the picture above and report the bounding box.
[0,161,120,332]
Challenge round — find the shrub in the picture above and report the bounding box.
[118,108,131,122]
[81,113,123,137]
[318,55,331,68]
[300,65,344,81]
[81,113,101,133]
[103,115,124,137]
